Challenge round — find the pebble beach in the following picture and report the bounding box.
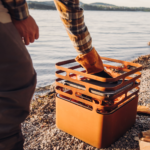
[23,54,150,150]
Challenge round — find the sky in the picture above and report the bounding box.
[28,0,150,7]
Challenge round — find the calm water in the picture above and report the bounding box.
[27,10,150,87]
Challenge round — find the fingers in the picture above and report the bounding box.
[12,15,39,45]
[24,29,38,45]
[29,34,35,43]
[24,26,39,45]
[24,35,37,45]
[35,26,39,40]
[24,36,30,45]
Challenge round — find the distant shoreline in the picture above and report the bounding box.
[29,8,150,12]
[28,2,150,12]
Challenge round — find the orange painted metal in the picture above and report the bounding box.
[56,95,138,148]
[55,57,142,148]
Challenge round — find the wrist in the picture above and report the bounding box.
[9,2,29,21]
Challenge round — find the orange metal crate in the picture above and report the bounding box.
[56,95,138,148]
[55,57,142,148]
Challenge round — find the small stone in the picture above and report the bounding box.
[53,147,57,150]
[132,134,137,136]
[134,137,139,141]
[78,143,85,149]
[138,124,143,128]
[140,120,145,123]
[136,119,139,122]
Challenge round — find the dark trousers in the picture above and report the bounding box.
[0,22,36,150]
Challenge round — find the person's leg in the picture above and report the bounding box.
[0,22,36,150]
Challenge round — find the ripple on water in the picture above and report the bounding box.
[27,10,150,87]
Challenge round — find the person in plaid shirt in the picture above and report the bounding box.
[0,0,38,149]
[54,0,112,77]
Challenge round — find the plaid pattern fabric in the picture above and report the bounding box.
[54,0,93,54]
[2,0,29,20]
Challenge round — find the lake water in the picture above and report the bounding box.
[27,10,150,87]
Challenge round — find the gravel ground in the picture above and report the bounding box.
[23,55,150,150]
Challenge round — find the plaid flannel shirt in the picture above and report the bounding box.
[1,0,29,20]
[54,0,93,54]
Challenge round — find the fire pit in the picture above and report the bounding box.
[55,57,142,148]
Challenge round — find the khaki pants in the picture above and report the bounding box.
[0,22,36,150]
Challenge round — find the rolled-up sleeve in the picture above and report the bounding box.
[2,0,29,20]
[54,0,93,54]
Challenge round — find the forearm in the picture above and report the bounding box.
[54,0,93,54]
[1,0,29,20]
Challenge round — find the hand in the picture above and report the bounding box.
[12,15,39,45]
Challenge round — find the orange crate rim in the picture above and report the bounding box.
[55,57,142,112]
